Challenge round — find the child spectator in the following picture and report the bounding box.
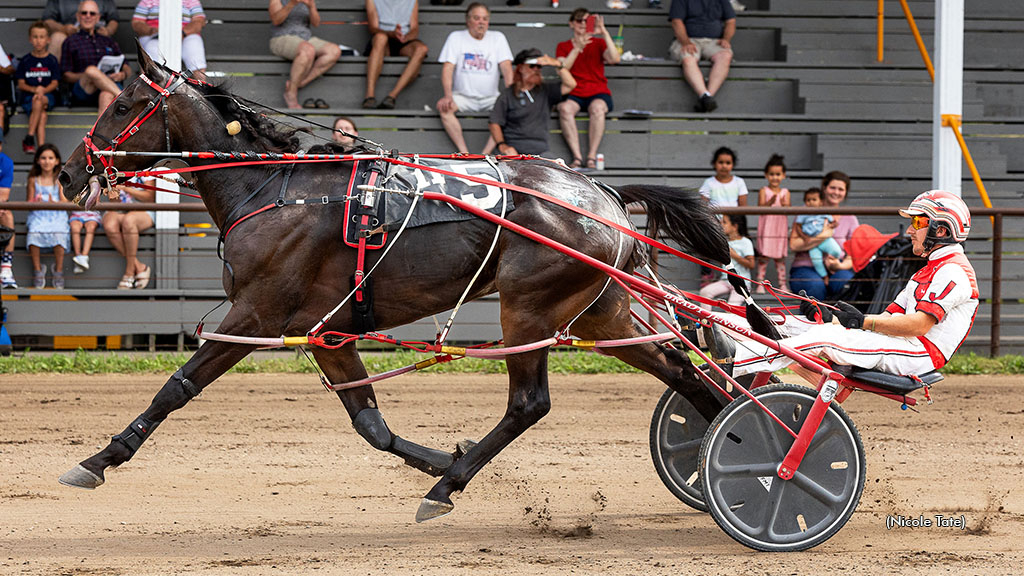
[25,143,69,289]
[362,0,429,110]
[794,187,843,280]
[698,213,754,307]
[0,132,15,288]
[133,0,209,81]
[754,153,790,292]
[16,22,61,154]
[556,8,620,170]
[102,177,155,290]
[332,116,359,148]
[69,209,100,274]
[699,146,748,208]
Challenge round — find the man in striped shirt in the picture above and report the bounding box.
[132,0,208,81]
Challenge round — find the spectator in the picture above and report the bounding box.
[42,0,119,61]
[0,132,15,288]
[16,22,61,154]
[69,208,101,274]
[1,43,16,139]
[61,0,132,117]
[268,0,341,110]
[698,213,753,307]
[102,177,155,290]
[754,153,789,292]
[699,146,747,208]
[793,188,843,280]
[332,116,359,148]
[668,0,735,113]
[25,144,69,290]
[133,0,209,81]
[788,171,858,301]
[436,3,513,154]
[489,48,576,156]
[363,0,429,110]
[556,9,620,170]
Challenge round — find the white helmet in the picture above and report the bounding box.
[899,189,971,245]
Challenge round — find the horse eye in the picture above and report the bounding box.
[115,103,131,116]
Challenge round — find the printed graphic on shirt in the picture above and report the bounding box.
[460,53,493,73]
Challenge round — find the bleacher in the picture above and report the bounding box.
[1,0,1022,352]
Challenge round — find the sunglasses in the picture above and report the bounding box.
[572,17,588,23]
[528,64,542,70]
[79,10,98,15]
[909,215,930,230]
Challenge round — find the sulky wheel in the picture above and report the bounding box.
[649,366,777,512]
[699,383,865,551]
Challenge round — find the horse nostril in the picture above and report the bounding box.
[58,170,72,190]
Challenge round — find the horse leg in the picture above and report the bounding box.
[417,285,575,522]
[571,286,729,422]
[58,312,259,489]
[312,345,472,477]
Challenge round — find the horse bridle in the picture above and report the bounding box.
[81,72,191,190]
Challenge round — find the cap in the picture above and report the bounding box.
[513,48,543,66]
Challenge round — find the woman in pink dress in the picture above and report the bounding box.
[755,154,790,292]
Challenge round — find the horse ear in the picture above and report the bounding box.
[136,39,158,78]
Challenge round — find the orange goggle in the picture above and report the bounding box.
[909,215,930,230]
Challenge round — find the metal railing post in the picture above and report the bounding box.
[990,214,1002,357]
[877,0,885,62]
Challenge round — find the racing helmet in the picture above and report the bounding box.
[898,189,971,247]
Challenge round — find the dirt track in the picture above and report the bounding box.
[1,372,1022,575]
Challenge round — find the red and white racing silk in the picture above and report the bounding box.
[733,244,978,377]
[886,244,978,368]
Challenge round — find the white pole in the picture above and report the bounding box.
[933,0,964,196]
[155,0,183,288]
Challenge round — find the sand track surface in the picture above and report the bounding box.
[1,372,1021,575]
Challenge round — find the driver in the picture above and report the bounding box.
[729,190,978,378]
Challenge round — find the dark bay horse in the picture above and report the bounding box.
[58,49,732,522]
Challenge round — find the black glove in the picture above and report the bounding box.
[834,301,865,329]
[798,290,832,323]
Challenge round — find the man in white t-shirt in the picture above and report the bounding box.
[436,2,513,154]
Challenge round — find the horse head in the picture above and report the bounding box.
[59,42,279,211]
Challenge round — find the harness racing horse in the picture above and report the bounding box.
[58,48,736,522]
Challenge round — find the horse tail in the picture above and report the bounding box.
[616,184,728,264]
[617,184,782,341]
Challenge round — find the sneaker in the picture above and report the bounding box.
[648,0,662,7]
[696,93,718,113]
[731,0,747,12]
[0,267,16,289]
[33,268,46,289]
[72,254,90,274]
[51,264,64,290]
[22,135,36,154]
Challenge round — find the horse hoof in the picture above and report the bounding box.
[456,439,477,457]
[58,464,105,490]
[415,498,454,523]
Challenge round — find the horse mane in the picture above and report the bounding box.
[196,80,304,153]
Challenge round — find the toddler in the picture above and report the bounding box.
[25,144,69,289]
[794,188,843,279]
[755,154,789,292]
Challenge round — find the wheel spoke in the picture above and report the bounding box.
[788,470,846,506]
[709,462,779,478]
[662,437,702,459]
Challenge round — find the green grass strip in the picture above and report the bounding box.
[1,349,1022,376]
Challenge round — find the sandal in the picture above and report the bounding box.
[568,157,584,169]
[134,265,151,290]
[586,157,597,169]
[117,275,135,290]
[302,98,317,109]
[377,96,396,109]
[361,97,377,109]
[314,98,330,109]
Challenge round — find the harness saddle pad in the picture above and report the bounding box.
[343,158,515,249]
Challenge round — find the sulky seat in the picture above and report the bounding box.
[833,365,944,395]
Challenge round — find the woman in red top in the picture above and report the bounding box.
[556,8,620,170]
